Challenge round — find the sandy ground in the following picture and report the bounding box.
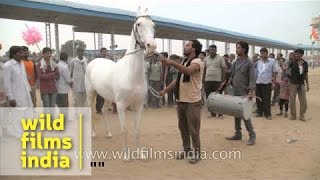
[2,68,320,180]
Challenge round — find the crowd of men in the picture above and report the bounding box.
[148,44,310,121]
[1,40,312,164]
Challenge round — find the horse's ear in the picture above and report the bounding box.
[144,8,149,15]
[136,6,142,17]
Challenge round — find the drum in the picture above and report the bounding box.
[207,93,252,120]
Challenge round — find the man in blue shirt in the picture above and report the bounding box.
[255,48,277,120]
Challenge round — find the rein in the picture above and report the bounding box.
[148,86,163,99]
[125,15,152,56]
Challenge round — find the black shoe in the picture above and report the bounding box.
[218,115,224,119]
[188,156,201,164]
[176,152,185,160]
[96,111,102,115]
[290,116,296,120]
[226,135,242,140]
[299,116,306,122]
[266,116,272,120]
[276,112,283,116]
[247,136,256,145]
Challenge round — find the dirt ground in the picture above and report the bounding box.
[2,68,320,180]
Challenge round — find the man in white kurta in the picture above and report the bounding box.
[3,46,33,137]
[70,48,88,107]
[3,50,33,107]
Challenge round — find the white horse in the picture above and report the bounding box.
[85,7,156,159]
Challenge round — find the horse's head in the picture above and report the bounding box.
[133,7,157,54]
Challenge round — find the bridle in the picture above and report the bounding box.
[125,15,153,56]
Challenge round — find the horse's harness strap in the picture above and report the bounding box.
[133,15,151,50]
[125,48,144,56]
[125,15,151,56]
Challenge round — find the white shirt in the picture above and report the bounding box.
[3,59,33,107]
[70,56,88,92]
[275,59,283,82]
[56,61,72,94]
[256,58,277,84]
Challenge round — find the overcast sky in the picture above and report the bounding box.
[0,0,319,56]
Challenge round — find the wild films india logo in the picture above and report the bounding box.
[20,113,72,169]
[0,107,91,175]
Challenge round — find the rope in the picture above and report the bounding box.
[254,96,262,102]
[124,48,144,56]
[148,86,163,99]
[239,95,262,102]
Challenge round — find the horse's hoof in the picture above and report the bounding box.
[106,132,113,138]
[122,155,131,162]
[91,131,97,137]
[139,147,148,160]
[122,158,132,162]
[139,153,148,160]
